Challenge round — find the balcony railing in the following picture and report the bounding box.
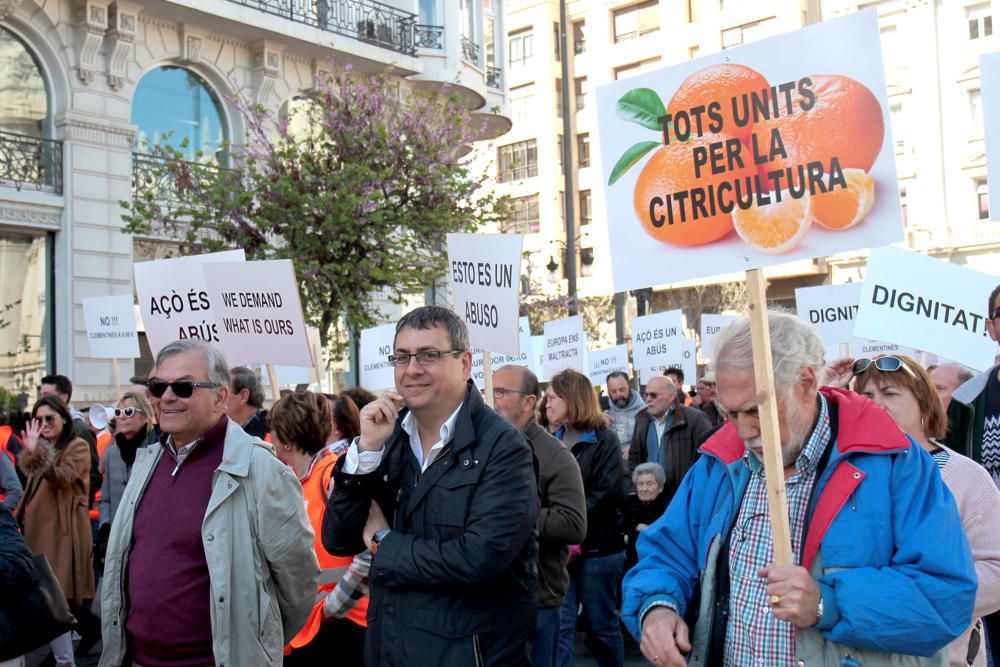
[486,66,502,89]
[461,35,480,65]
[0,131,63,194]
[227,0,417,55]
[132,153,235,204]
[414,24,444,49]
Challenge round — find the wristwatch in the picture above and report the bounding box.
[814,596,825,626]
[370,528,391,556]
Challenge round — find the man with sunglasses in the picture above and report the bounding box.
[493,363,587,667]
[624,311,975,667]
[323,306,539,667]
[99,339,319,667]
[947,283,1000,664]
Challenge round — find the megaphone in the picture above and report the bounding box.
[89,404,111,431]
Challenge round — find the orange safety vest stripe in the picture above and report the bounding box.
[287,453,369,651]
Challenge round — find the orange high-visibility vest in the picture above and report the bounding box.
[89,430,113,521]
[287,453,369,651]
[0,425,13,504]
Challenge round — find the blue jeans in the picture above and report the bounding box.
[556,551,625,667]
[533,605,561,667]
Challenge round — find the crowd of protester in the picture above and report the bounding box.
[0,285,999,667]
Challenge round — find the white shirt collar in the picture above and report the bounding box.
[401,401,464,473]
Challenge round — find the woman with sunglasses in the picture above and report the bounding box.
[14,396,93,667]
[94,392,157,567]
[848,354,1000,667]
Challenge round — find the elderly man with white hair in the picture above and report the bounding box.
[622,310,976,667]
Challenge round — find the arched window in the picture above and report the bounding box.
[0,27,51,137]
[282,95,324,144]
[132,66,228,164]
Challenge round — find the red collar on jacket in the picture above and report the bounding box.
[700,386,910,464]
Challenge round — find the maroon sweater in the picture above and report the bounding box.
[126,416,228,666]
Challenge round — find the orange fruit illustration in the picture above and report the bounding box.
[667,64,770,143]
[751,74,884,182]
[811,168,874,230]
[633,134,757,246]
[732,189,812,254]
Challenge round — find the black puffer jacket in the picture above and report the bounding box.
[324,381,539,667]
[0,506,35,599]
[560,426,626,556]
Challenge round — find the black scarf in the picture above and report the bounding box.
[115,425,148,468]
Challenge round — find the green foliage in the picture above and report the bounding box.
[121,65,509,357]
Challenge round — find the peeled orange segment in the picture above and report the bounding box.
[733,190,812,254]
[811,168,874,230]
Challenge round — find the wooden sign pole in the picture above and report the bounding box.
[111,358,122,399]
[266,365,281,401]
[746,269,793,567]
[482,350,494,408]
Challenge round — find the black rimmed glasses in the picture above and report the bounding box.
[493,387,528,400]
[387,350,464,367]
[147,379,221,399]
[852,356,917,379]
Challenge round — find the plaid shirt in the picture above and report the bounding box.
[723,395,831,667]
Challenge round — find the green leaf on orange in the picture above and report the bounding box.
[615,88,666,131]
[608,141,659,186]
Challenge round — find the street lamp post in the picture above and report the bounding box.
[558,0,578,316]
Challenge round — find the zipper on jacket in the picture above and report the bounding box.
[473,633,484,667]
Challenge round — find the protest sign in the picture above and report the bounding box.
[662,337,698,389]
[543,316,588,380]
[472,317,534,389]
[359,323,397,391]
[134,250,246,355]
[855,246,998,371]
[446,233,524,357]
[595,9,901,293]
[531,335,545,379]
[83,295,140,359]
[700,313,735,361]
[630,310,685,382]
[202,260,311,367]
[587,345,630,387]
[795,283,863,347]
[983,51,1000,221]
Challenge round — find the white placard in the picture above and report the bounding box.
[446,233,524,356]
[587,345,631,387]
[134,250,246,355]
[360,323,397,391]
[543,316,588,380]
[700,313,736,361]
[795,283,863,347]
[472,317,534,389]
[855,246,998,371]
[983,51,1000,221]
[202,260,312,367]
[82,295,140,359]
[530,335,545,379]
[661,337,698,389]
[631,310,685,382]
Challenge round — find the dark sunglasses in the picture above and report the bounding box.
[38,414,58,425]
[114,407,137,418]
[852,356,917,379]
[147,379,220,399]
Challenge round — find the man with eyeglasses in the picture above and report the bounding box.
[99,339,319,667]
[624,311,975,667]
[323,306,539,667]
[493,363,586,667]
[947,283,1000,664]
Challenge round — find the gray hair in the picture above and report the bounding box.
[155,339,231,388]
[230,366,264,408]
[394,305,470,351]
[633,462,666,487]
[711,310,825,392]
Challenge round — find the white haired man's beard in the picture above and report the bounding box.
[745,392,815,469]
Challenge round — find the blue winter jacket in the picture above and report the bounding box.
[622,388,976,661]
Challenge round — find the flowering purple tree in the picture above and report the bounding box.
[123,66,508,353]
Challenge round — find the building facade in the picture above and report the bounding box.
[0,0,511,404]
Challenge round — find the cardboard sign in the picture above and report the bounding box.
[795,283,863,347]
[631,310,685,382]
[983,51,1000,221]
[446,233,524,356]
[359,323,397,391]
[662,337,698,389]
[82,295,140,358]
[594,9,902,292]
[472,317,534,389]
[854,246,998,371]
[700,313,736,361]
[542,316,588,380]
[134,250,246,355]
[201,260,312,366]
[587,345,631,387]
